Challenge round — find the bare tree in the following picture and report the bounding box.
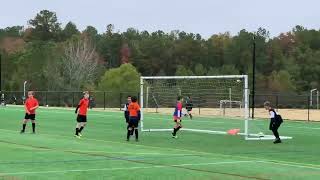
[62,36,99,90]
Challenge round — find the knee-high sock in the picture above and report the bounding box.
[272,129,280,139]
[79,126,84,133]
[32,123,36,132]
[135,129,139,139]
[22,124,27,132]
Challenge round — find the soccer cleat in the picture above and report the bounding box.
[273,139,282,144]
[78,133,82,137]
[74,135,81,139]
[20,130,25,134]
[135,139,139,142]
[172,133,178,138]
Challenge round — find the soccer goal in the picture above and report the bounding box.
[140,75,292,140]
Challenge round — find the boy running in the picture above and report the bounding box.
[264,101,283,144]
[172,96,183,138]
[127,96,140,141]
[20,91,39,134]
[74,91,90,138]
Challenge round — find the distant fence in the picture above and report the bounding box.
[0,91,318,121]
[0,91,139,109]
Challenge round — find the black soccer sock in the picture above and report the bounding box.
[175,127,180,135]
[32,123,36,133]
[189,114,193,119]
[79,126,84,133]
[22,124,26,132]
[75,128,79,135]
[135,129,139,140]
[172,128,177,136]
[272,129,280,139]
[127,130,131,140]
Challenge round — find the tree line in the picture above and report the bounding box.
[0,10,320,95]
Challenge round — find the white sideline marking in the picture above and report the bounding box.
[0,160,260,175]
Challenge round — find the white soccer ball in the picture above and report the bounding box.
[258,132,264,137]
[236,79,241,83]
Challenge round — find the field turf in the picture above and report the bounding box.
[0,106,319,180]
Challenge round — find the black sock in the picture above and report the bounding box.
[135,129,139,140]
[75,128,79,135]
[190,114,193,119]
[32,123,36,133]
[172,128,177,136]
[127,130,131,140]
[79,126,84,133]
[22,124,26,132]
[175,126,180,135]
[272,129,280,139]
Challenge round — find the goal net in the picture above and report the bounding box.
[140,75,292,140]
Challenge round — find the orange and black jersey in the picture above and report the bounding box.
[128,102,141,119]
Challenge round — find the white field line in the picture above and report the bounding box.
[0,128,319,171]
[0,160,261,175]
[261,161,320,171]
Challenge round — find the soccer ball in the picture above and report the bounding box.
[236,79,241,83]
[258,132,264,137]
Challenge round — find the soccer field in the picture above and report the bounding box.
[0,106,319,180]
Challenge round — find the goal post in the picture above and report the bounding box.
[140,75,292,140]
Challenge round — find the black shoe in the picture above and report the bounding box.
[20,130,25,134]
[126,139,130,141]
[135,139,139,142]
[273,139,282,144]
[32,132,36,134]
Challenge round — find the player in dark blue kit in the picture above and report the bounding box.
[264,101,283,144]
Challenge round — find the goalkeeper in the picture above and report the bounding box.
[185,96,193,119]
[264,101,283,144]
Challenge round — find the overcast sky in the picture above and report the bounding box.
[1,0,319,38]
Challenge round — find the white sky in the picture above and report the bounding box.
[1,0,319,38]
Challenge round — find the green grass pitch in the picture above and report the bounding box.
[0,106,320,180]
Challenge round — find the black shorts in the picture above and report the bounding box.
[129,117,139,128]
[25,113,35,120]
[186,108,192,112]
[270,121,282,131]
[77,115,87,122]
[125,115,130,123]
